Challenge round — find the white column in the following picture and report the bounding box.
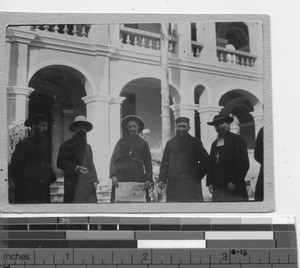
[83,95,112,185]
[177,23,193,59]
[7,86,34,126]
[170,103,198,137]
[88,25,109,44]
[109,24,121,48]
[198,105,223,151]
[109,96,125,151]
[196,22,218,63]
[246,22,263,73]
[250,110,263,137]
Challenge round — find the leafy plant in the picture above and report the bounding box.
[148,143,166,202]
[8,121,30,152]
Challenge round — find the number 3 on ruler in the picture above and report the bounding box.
[222,253,228,260]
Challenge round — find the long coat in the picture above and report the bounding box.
[158,134,209,202]
[9,135,52,203]
[109,134,152,202]
[206,131,250,202]
[57,137,99,203]
[110,134,152,183]
[254,127,263,201]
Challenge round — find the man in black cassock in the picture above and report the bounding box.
[254,127,263,201]
[109,115,152,202]
[206,114,250,202]
[57,115,99,203]
[9,114,55,203]
[158,117,209,202]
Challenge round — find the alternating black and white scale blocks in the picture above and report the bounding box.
[0,216,298,267]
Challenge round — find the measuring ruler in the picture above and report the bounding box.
[0,216,298,267]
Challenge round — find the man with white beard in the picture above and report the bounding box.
[109,115,152,203]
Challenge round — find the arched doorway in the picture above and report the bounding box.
[119,78,179,149]
[216,22,250,52]
[219,90,260,150]
[28,66,87,175]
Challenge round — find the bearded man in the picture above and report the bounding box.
[158,117,209,202]
[10,114,55,203]
[57,115,99,203]
[206,114,250,202]
[110,115,152,203]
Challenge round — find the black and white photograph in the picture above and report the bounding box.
[1,14,273,213]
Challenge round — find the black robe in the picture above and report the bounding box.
[206,131,250,202]
[254,127,263,201]
[110,134,152,183]
[109,134,152,203]
[158,134,209,202]
[9,135,52,203]
[57,137,99,203]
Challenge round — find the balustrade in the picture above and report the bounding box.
[217,46,257,67]
[31,24,90,38]
[120,25,177,53]
[191,41,204,58]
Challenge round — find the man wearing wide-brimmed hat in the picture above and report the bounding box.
[57,115,99,203]
[158,117,209,202]
[10,113,56,203]
[109,115,152,203]
[206,113,249,202]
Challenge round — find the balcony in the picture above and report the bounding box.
[9,24,260,72]
[217,46,257,67]
[119,25,178,54]
[31,24,91,38]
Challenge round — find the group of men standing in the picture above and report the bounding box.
[9,111,263,204]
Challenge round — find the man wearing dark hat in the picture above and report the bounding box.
[158,117,209,202]
[57,115,99,203]
[10,114,56,203]
[109,115,152,202]
[206,114,250,202]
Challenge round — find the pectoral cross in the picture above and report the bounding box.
[215,152,221,163]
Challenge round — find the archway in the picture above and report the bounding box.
[216,22,250,52]
[219,90,256,149]
[28,66,87,174]
[119,78,179,149]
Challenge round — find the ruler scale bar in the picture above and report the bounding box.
[0,217,297,267]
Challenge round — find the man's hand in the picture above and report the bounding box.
[208,184,214,194]
[94,182,98,191]
[228,182,236,191]
[75,165,88,173]
[157,181,165,189]
[111,176,119,188]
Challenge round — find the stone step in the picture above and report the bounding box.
[50,177,111,203]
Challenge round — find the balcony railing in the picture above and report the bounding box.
[217,46,257,67]
[31,24,90,38]
[191,41,204,58]
[120,25,178,53]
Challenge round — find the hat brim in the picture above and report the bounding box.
[69,121,93,132]
[207,116,234,126]
[121,115,145,133]
[25,114,53,127]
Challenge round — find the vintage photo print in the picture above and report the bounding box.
[0,13,273,213]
